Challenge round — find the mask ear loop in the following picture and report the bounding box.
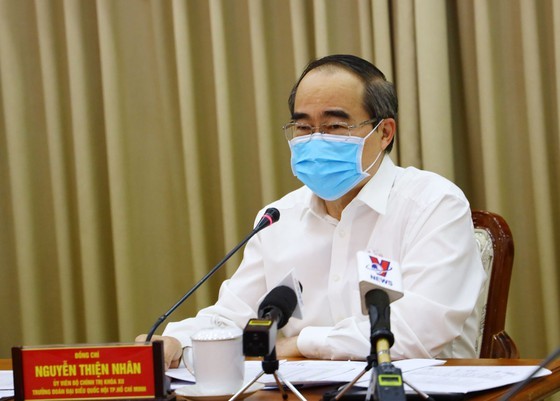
[363,148,384,174]
[362,119,385,174]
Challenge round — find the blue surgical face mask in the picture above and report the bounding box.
[289,120,384,201]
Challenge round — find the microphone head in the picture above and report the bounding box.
[357,251,403,315]
[254,207,280,231]
[365,288,390,309]
[265,207,280,223]
[258,285,297,329]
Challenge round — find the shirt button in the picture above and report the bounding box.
[339,229,346,237]
[333,275,340,282]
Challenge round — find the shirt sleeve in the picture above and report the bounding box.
[297,318,372,360]
[389,193,485,358]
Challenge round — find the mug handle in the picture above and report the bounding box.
[182,346,195,376]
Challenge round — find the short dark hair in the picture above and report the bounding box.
[288,54,398,152]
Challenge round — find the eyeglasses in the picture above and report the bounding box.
[282,119,379,141]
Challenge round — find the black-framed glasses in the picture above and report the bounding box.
[282,118,378,141]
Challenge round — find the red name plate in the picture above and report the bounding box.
[11,342,168,401]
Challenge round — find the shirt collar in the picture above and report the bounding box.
[355,154,397,215]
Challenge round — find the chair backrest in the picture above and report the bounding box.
[472,210,519,358]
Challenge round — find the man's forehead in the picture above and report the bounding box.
[293,70,367,120]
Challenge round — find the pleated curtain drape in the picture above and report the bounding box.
[0,0,558,362]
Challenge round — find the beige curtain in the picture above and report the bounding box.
[0,0,558,362]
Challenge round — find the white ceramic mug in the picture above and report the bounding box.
[183,326,244,395]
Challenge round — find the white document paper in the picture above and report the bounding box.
[167,359,551,394]
[272,360,366,387]
[270,359,445,388]
[166,359,365,389]
[355,365,552,394]
[166,358,444,389]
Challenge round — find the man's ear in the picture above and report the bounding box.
[380,118,396,149]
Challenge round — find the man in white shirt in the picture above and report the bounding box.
[137,54,485,369]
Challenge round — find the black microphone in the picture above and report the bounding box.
[145,207,280,341]
[356,252,403,363]
[254,207,280,232]
[362,289,406,401]
[243,285,298,357]
[367,289,394,353]
[259,285,298,328]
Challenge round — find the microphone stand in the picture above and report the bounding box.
[332,291,431,401]
[333,338,429,401]
[229,348,306,401]
[332,353,376,400]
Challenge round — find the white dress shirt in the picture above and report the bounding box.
[163,155,486,359]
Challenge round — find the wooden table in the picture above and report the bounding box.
[2,358,560,400]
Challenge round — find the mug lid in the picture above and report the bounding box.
[191,326,242,341]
